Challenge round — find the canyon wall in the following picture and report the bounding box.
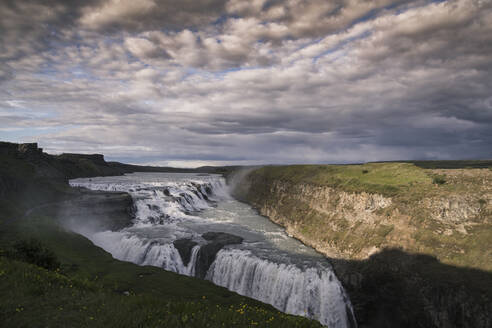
[231,164,492,327]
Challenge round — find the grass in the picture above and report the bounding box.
[0,256,321,328]
[252,163,433,196]
[405,160,492,169]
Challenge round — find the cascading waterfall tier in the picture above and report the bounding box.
[69,173,356,327]
[208,249,355,328]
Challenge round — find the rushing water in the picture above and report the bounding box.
[69,172,356,327]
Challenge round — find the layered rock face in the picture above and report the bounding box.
[231,165,492,328]
[56,191,135,232]
[255,181,396,259]
[234,169,491,270]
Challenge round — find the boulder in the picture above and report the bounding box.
[173,238,198,266]
[195,232,243,279]
[202,232,243,245]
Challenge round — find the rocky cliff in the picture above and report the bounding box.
[231,163,492,328]
[233,164,491,270]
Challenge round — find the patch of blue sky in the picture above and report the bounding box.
[0,106,58,120]
[313,30,372,64]
[67,66,97,81]
[316,51,349,67]
[293,37,325,54]
[35,61,100,83]
[125,50,144,65]
[393,0,447,16]
[291,1,396,57]
[348,1,405,28]
[351,8,380,27]
[176,65,241,82]
[213,14,240,26]
[348,0,444,28]
[140,100,156,107]
[102,35,125,46]
[215,66,242,74]
[38,63,58,77]
[180,67,203,81]
[212,65,264,80]
[0,125,73,142]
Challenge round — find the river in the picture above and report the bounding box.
[69,172,356,327]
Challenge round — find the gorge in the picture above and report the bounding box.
[68,173,357,327]
[230,164,492,327]
[1,142,490,327]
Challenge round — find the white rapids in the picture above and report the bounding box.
[69,172,356,327]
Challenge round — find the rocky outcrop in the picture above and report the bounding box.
[201,232,243,244]
[0,142,43,157]
[56,191,135,232]
[174,233,244,278]
[173,239,198,266]
[195,232,243,279]
[58,153,106,166]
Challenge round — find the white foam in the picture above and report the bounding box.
[68,174,356,327]
[207,248,353,327]
[86,230,198,275]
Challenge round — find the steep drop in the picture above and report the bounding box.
[69,172,356,327]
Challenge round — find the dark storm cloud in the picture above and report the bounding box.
[0,1,93,59]
[1,0,491,165]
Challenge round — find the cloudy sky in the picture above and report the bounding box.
[1,0,491,167]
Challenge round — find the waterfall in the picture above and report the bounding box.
[87,230,199,276]
[69,173,357,327]
[207,248,355,327]
[70,175,228,226]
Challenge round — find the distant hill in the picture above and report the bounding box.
[0,141,232,183]
[373,159,492,169]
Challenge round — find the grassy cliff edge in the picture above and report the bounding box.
[231,162,492,328]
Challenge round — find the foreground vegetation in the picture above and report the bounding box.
[0,255,319,328]
[0,142,321,328]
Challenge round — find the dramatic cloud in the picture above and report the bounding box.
[1,0,491,166]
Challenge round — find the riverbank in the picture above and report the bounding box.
[0,142,323,327]
[230,163,492,328]
[69,173,357,326]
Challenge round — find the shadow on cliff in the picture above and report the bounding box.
[328,248,491,328]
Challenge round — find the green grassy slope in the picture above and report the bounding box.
[249,162,433,196]
[0,255,320,328]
